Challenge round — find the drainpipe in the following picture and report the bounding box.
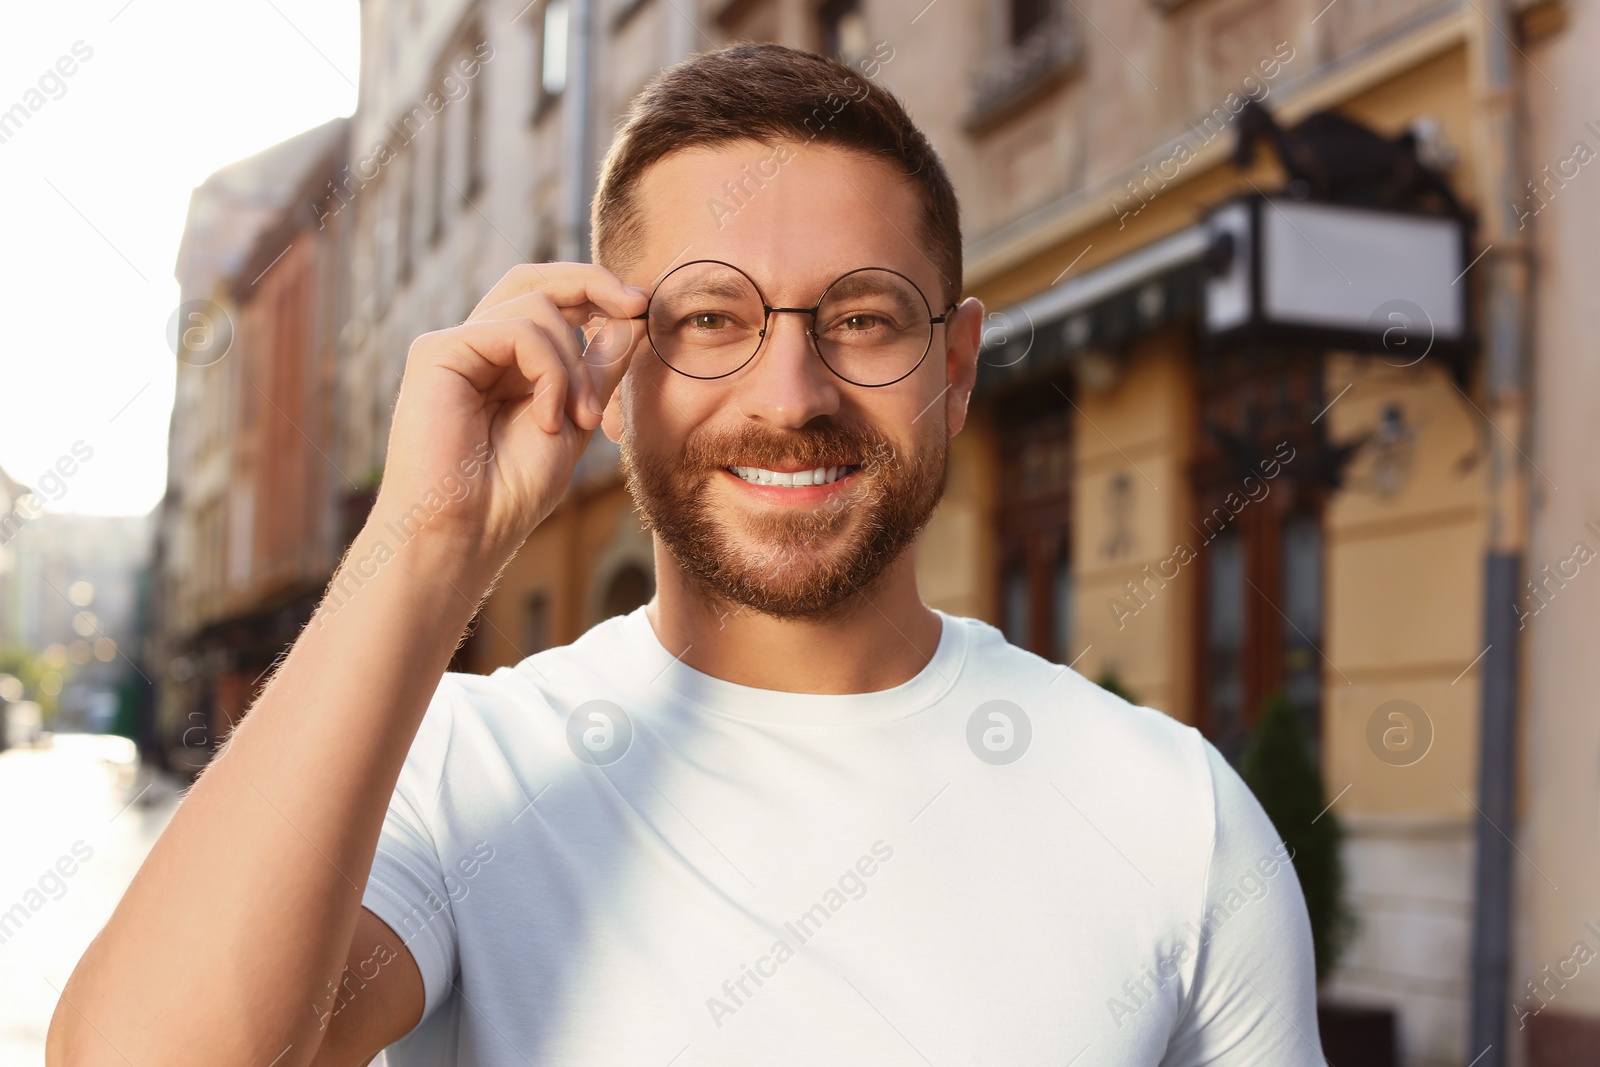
[1467,0,1530,1063]
[561,0,595,261]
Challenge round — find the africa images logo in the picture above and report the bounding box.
[565,699,634,766]
[966,699,1032,765]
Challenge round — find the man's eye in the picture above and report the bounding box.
[827,312,894,335]
[685,312,734,330]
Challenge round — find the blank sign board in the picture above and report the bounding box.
[1204,196,1468,349]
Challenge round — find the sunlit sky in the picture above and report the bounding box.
[0,1,360,517]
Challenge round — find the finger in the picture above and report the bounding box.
[416,318,571,434]
[469,262,649,327]
[467,290,593,419]
[474,293,647,427]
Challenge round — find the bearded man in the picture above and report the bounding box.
[52,43,1320,1067]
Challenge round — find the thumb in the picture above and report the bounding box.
[581,311,647,405]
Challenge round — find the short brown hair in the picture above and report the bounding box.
[592,43,962,306]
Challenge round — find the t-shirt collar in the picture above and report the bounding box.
[615,603,967,727]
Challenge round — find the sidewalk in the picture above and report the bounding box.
[0,735,183,1063]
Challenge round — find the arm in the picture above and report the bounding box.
[1159,741,1325,1066]
[47,264,648,1067]
[306,908,424,1067]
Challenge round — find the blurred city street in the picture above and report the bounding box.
[5,0,1600,1063]
[0,735,182,1063]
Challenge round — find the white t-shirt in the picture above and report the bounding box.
[360,607,1322,1066]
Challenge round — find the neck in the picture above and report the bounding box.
[644,539,942,695]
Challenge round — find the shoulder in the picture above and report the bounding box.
[953,612,1213,790]
[951,612,1227,873]
[441,608,633,705]
[409,612,637,767]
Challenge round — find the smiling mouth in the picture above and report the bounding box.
[724,464,859,487]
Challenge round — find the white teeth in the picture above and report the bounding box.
[730,465,852,487]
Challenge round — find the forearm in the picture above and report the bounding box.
[50,517,496,1066]
[49,255,639,1065]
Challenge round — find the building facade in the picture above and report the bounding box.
[868,2,1585,1064]
[333,0,703,666]
[159,118,351,769]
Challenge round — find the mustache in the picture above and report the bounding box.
[679,417,898,473]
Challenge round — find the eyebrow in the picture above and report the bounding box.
[659,276,756,303]
[655,268,925,309]
[822,274,919,309]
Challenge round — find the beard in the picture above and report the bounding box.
[620,410,947,620]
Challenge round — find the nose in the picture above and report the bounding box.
[735,308,841,429]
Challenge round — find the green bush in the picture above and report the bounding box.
[1238,690,1355,983]
[1095,667,1137,704]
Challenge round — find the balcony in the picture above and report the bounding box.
[966,12,1082,131]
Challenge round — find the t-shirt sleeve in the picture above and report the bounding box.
[1161,739,1325,1066]
[360,676,462,1024]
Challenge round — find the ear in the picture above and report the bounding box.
[944,296,983,437]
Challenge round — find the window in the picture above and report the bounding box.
[1280,514,1324,751]
[1011,0,1053,45]
[1192,353,1329,762]
[818,0,869,67]
[542,3,568,93]
[532,0,568,122]
[967,0,1080,129]
[1204,528,1246,749]
[993,375,1074,661]
[1198,502,1325,762]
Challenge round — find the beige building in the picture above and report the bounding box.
[863,2,1586,1065]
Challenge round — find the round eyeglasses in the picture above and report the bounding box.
[630,260,956,388]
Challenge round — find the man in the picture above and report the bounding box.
[51,43,1320,1066]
